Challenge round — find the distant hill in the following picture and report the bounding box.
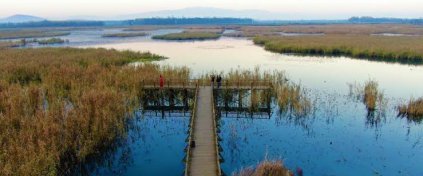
[118,7,284,20]
[0,14,45,24]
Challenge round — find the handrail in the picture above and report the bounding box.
[141,79,272,88]
[184,80,199,176]
[211,88,222,176]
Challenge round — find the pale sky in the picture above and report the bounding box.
[1,0,422,20]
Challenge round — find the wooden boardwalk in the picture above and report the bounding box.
[186,86,221,176]
[141,81,273,176]
[142,85,271,90]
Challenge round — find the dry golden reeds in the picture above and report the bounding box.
[233,159,292,176]
[398,98,423,122]
[253,34,423,64]
[0,48,189,175]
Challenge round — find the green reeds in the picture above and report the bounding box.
[398,98,423,122]
[233,159,292,176]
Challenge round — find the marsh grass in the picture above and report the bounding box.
[37,38,67,45]
[0,48,190,175]
[348,80,386,112]
[253,35,423,65]
[236,24,423,37]
[233,159,292,176]
[102,32,147,38]
[203,68,312,117]
[152,31,221,40]
[0,30,70,39]
[0,41,22,49]
[398,98,423,122]
[364,81,380,111]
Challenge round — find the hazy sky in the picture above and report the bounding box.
[1,0,422,19]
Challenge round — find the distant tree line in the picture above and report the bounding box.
[349,16,423,25]
[0,18,254,28]
[0,20,104,28]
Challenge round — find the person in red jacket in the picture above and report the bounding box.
[159,75,164,88]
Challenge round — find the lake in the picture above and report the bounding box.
[16,28,423,175]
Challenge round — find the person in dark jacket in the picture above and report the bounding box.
[211,75,215,87]
[216,75,222,88]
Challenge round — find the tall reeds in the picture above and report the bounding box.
[398,98,423,122]
[233,159,292,176]
[204,67,311,117]
[348,80,385,111]
[253,35,423,65]
[364,80,380,111]
[0,48,189,175]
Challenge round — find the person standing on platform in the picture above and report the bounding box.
[159,75,164,89]
[217,75,222,88]
[211,75,216,87]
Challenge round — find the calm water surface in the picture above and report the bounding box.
[19,29,423,175]
[86,34,423,175]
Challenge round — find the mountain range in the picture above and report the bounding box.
[0,14,45,23]
[116,7,284,20]
[1,7,286,22]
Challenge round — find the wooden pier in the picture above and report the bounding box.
[140,80,273,176]
[186,86,221,176]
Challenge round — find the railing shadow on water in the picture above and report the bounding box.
[213,89,273,119]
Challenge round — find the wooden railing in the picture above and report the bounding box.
[141,79,272,89]
[211,89,222,176]
[184,80,199,176]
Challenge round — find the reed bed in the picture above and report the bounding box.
[0,41,22,49]
[233,159,292,176]
[37,38,67,45]
[348,80,385,111]
[0,30,70,39]
[364,81,380,111]
[152,31,221,40]
[102,32,147,38]
[0,48,190,175]
[398,98,423,122]
[254,35,423,65]
[237,24,423,37]
[201,68,312,117]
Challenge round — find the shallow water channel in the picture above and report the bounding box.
[15,28,423,175]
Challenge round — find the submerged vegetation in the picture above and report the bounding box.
[0,48,190,175]
[253,35,423,64]
[102,32,147,38]
[152,31,221,41]
[398,98,423,122]
[233,159,292,176]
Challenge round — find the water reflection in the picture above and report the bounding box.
[218,89,423,175]
[214,89,272,119]
[75,89,195,176]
